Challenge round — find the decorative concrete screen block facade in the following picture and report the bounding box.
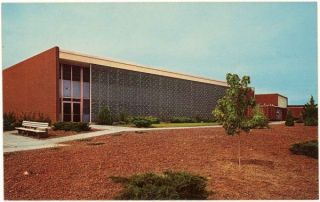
[90,65,227,121]
[3,47,228,123]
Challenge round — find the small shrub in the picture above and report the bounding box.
[290,140,318,159]
[249,105,269,128]
[110,171,210,200]
[132,117,152,128]
[144,116,160,124]
[171,116,196,123]
[97,106,113,125]
[36,113,52,125]
[53,122,91,132]
[16,112,51,126]
[119,112,130,124]
[3,112,17,131]
[285,110,295,126]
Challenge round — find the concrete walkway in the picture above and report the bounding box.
[3,121,284,153]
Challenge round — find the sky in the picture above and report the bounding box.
[2,2,317,104]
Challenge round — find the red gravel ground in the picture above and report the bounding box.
[4,124,318,200]
[46,129,100,139]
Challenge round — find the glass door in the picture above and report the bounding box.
[73,103,81,122]
[63,102,71,122]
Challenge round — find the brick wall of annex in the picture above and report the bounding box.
[255,94,279,106]
[91,65,227,121]
[3,47,59,122]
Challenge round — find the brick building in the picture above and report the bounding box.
[287,105,304,119]
[3,47,228,123]
[255,93,288,121]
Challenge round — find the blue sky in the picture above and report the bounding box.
[2,3,317,104]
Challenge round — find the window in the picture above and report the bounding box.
[60,64,90,122]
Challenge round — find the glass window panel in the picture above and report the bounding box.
[82,114,90,122]
[72,81,81,99]
[64,114,71,122]
[73,115,81,122]
[63,65,71,80]
[73,103,80,113]
[83,99,90,114]
[72,67,81,81]
[83,68,90,82]
[83,82,90,99]
[63,103,71,122]
[63,80,71,97]
[73,103,81,122]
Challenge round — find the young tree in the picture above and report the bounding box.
[212,73,255,169]
[303,95,318,126]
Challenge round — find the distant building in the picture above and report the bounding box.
[3,47,228,123]
[287,105,304,120]
[255,93,288,121]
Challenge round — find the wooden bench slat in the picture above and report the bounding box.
[16,120,50,138]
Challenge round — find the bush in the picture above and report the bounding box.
[304,117,318,126]
[290,140,318,159]
[249,105,269,128]
[97,106,113,125]
[17,112,51,126]
[285,110,295,126]
[171,116,196,123]
[53,122,91,132]
[4,112,51,131]
[303,95,318,126]
[119,112,129,124]
[110,171,210,200]
[3,112,17,131]
[144,116,160,124]
[132,117,152,128]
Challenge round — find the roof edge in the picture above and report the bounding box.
[59,49,228,87]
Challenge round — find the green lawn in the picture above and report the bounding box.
[151,122,220,128]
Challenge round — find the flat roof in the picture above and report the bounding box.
[59,49,228,87]
[255,93,288,100]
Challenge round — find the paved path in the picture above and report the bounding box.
[3,121,284,153]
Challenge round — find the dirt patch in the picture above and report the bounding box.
[4,124,318,200]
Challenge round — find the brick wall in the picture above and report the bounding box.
[288,105,304,119]
[255,94,278,106]
[3,47,59,122]
[91,65,227,121]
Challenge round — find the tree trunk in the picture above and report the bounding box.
[238,132,241,169]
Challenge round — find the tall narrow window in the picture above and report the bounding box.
[60,64,90,122]
[82,68,90,122]
[72,67,81,99]
[63,65,71,98]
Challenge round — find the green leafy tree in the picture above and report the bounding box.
[212,73,255,168]
[303,95,318,126]
[250,105,269,128]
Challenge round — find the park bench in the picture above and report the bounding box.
[15,121,50,138]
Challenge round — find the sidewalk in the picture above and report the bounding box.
[3,121,284,153]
